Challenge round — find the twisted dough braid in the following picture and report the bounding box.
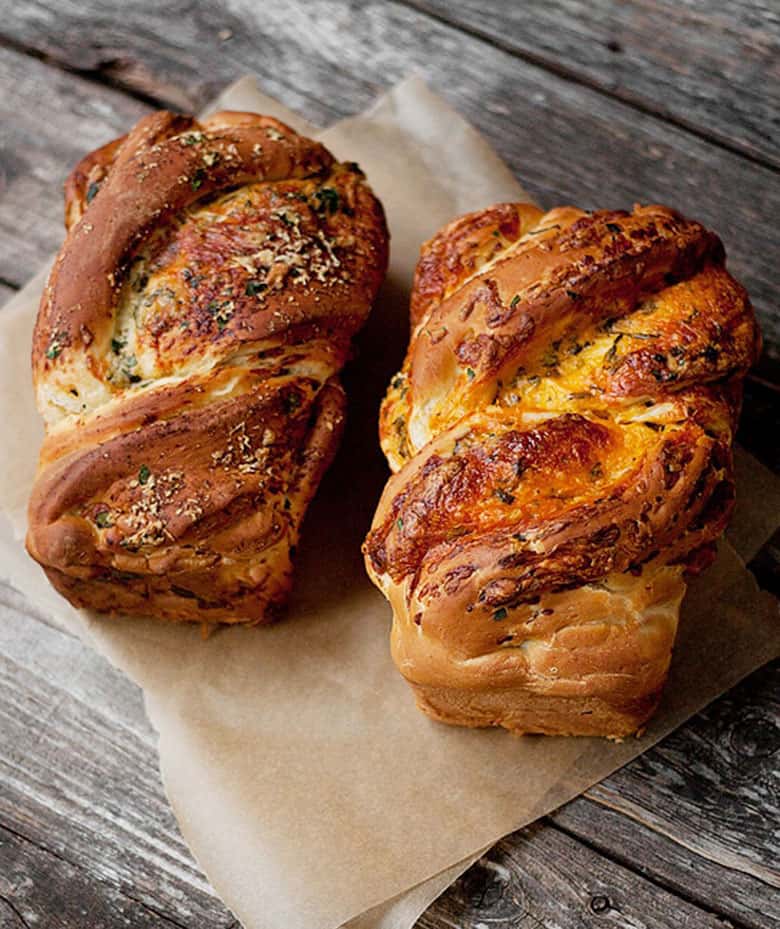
[364,203,759,736]
[28,110,388,624]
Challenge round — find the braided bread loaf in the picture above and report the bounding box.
[28,110,388,624]
[364,203,759,737]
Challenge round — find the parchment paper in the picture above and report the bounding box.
[0,76,778,929]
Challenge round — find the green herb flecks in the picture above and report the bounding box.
[138,465,151,485]
[207,300,235,331]
[180,132,205,146]
[492,607,508,622]
[314,187,340,214]
[182,267,201,289]
[95,510,112,528]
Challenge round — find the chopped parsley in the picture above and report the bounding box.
[510,294,520,308]
[111,337,125,354]
[180,132,205,146]
[138,465,151,485]
[95,510,112,528]
[190,168,206,190]
[207,300,234,331]
[245,280,267,296]
[465,367,475,381]
[314,187,340,214]
[86,182,100,203]
[492,607,508,621]
[182,267,200,288]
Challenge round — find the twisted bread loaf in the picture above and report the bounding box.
[364,203,759,737]
[28,110,388,624]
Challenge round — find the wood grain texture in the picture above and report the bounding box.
[0,0,778,363]
[0,823,189,929]
[420,824,738,929]
[0,591,236,928]
[551,662,780,929]
[406,0,780,167]
[0,3,777,927]
[0,43,149,288]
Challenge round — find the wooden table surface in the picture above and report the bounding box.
[1,2,778,927]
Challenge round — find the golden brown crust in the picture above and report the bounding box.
[364,202,759,737]
[29,110,388,624]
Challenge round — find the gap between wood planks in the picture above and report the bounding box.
[1,0,778,177]
[394,0,780,174]
[544,816,756,928]
[0,30,179,112]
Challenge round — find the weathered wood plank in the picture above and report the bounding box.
[0,1,778,362]
[0,44,149,286]
[0,822,189,929]
[418,821,742,929]
[550,661,780,929]
[0,598,235,928]
[0,5,777,926]
[406,0,780,167]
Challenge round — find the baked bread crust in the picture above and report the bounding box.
[364,203,759,737]
[28,110,388,624]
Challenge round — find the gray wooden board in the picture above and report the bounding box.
[0,1,778,927]
[406,0,780,167]
[0,0,778,362]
